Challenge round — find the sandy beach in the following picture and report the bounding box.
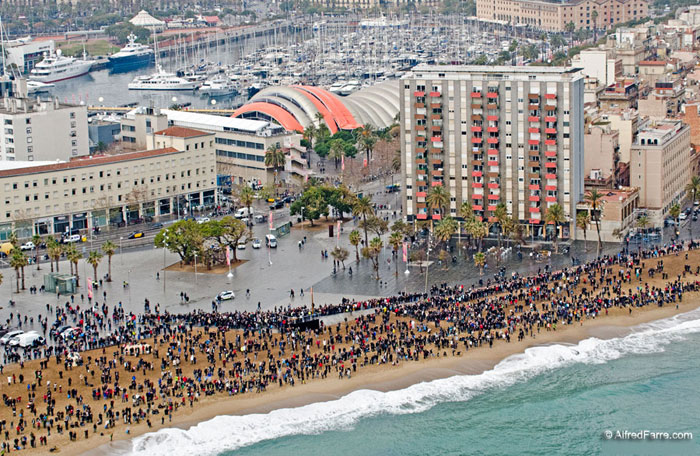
[6,249,700,456]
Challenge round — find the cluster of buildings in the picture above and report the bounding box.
[476,0,649,32]
[400,9,700,243]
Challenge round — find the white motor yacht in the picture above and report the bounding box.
[198,75,238,96]
[128,65,199,91]
[29,49,92,83]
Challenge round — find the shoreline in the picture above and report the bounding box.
[72,298,700,456]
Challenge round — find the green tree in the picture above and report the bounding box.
[330,246,349,269]
[201,216,249,262]
[10,249,27,292]
[67,246,83,285]
[388,231,403,276]
[585,189,605,256]
[32,234,42,270]
[576,212,590,251]
[591,10,599,42]
[87,250,102,284]
[47,237,62,273]
[154,220,203,265]
[358,124,377,169]
[433,217,457,247]
[101,240,116,281]
[349,229,361,262]
[362,237,384,280]
[328,139,345,170]
[290,186,328,227]
[669,203,681,228]
[237,185,255,227]
[264,144,286,186]
[566,21,576,47]
[544,203,566,254]
[470,220,490,252]
[474,251,486,275]
[426,185,450,219]
[685,176,700,239]
[353,195,375,247]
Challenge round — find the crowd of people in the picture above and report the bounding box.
[0,240,698,452]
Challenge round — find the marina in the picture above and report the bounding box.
[24,15,560,110]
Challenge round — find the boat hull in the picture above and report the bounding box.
[108,53,154,72]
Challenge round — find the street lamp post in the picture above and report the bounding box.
[120,237,123,264]
[194,253,198,284]
[127,269,131,306]
[163,246,167,294]
[301,206,305,232]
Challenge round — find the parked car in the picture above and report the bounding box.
[20,241,35,251]
[217,290,235,300]
[127,231,144,239]
[237,240,246,250]
[197,217,210,224]
[679,213,688,221]
[265,234,278,248]
[0,330,23,345]
[269,200,284,210]
[150,222,164,230]
[62,234,81,244]
[252,238,262,249]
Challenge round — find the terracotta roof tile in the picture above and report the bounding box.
[0,147,179,178]
[153,126,209,138]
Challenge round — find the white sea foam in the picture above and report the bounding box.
[129,309,700,456]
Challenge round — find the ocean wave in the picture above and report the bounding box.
[129,309,700,456]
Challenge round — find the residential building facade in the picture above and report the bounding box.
[630,120,690,225]
[0,128,216,240]
[476,0,649,32]
[0,96,89,162]
[400,65,584,239]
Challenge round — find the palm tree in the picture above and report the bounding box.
[359,124,377,169]
[566,21,576,47]
[494,202,510,250]
[238,185,255,227]
[353,196,374,247]
[576,212,590,251]
[47,238,62,273]
[349,229,361,262]
[8,232,18,248]
[303,124,316,150]
[685,176,700,239]
[669,203,681,230]
[434,217,457,247]
[264,144,286,186]
[328,139,345,170]
[10,249,27,292]
[474,251,486,275]
[32,234,42,270]
[67,246,82,285]
[460,201,475,222]
[388,231,403,276]
[637,215,649,237]
[362,236,383,280]
[545,204,566,254]
[470,220,490,252]
[314,111,325,128]
[585,189,604,256]
[392,149,401,173]
[426,185,450,219]
[591,10,598,42]
[87,250,103,283]
[102,240,116,281]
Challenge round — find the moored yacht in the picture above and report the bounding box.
[128,65,199,91]
[108,33,154,70]
[29,49,92,83]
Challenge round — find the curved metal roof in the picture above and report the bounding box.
[232,80,400,132]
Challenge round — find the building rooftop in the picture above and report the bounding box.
[160,109,277,135]
[0,147,178,178]
[634,120,687,146]
[0,161,63,172]
[409,64,582,76]
[153,126,209,138]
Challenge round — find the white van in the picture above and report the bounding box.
[235,208,253,219]
[265,234,277,248]
[63,234,81,244]
[10,332,45,348]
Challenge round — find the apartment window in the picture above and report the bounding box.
[27,146,32,154]
[26,127,31,134]
[72,140,77,147]
[3,120,11,125]
[71,121,76,128]
[70,112,75,119]
[26,137,32,144]
[25,119,30,125]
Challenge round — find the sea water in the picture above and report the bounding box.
[130,309,700,456]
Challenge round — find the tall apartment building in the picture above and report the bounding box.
[0,95,89,162]
[306,0,439,9]
[476,0,648,32]
[630,120,690,225]
[401,65,584,239]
